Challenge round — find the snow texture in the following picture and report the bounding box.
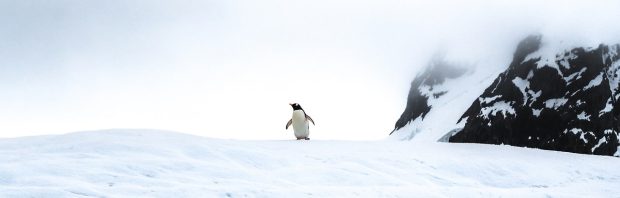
[563,67,587,83]
[512,77,530,104]
[599,98,614,116]
[390,59,504,142]
[532,109,542,117]
[592,137,607,153]
[577,112,591,121]
[608,60,620,96]
[584,72,604,90]
[480,101,516,119]
[544,98,568,109]
[479,96,501,104]
[1,129,619,197]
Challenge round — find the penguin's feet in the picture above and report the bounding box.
[304,138,310,140]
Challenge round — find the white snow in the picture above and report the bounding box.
[584,72,604,90]
[417,85,434,99]
[592,137,607,153]
[512,77,530,104]
[478,96,501,104]
[577,112,591,121]
[565,128,593,143]
[1,129,619,197]
[567,128,582,135]
[544,98,569,109]
[599,98,613,116]
[511,77,541,106]
[532,109,542,117]
[602,45,619,65]
[523,52,560,75]
[522,46,562,76]
[390,62,504,142]
[576,100,585,106]
[558,51,578,69]
[563,67,587,83]
[521,40,607,78]
[607,60,620,99]
[390,35,601,142]
[480,101,516,120]
[528,90,542,103]
[390,117,424,141]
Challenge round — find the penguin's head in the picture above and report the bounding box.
[289,103,303,111]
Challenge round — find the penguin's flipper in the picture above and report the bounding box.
[305,115,315,125]
[286,119,293,129]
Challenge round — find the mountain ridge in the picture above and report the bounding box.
[392,35,620,156]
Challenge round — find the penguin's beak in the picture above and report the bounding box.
[289,103,293,106]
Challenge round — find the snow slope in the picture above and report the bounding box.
[389,57,506,142]
[1,129,619,197]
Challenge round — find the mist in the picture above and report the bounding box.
[1,0,619,139]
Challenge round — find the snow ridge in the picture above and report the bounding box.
[2,129,620,197]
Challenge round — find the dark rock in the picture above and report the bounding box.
[449,35,620,156]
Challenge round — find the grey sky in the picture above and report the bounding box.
[1,0,619,139]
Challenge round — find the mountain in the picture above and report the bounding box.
[389,56,503,142]
[450,35,620,156]
[392,35,620,156]
[1,129,619,197]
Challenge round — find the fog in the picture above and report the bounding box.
[1,0,619,139]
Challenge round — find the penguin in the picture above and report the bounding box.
[286,103,315,140]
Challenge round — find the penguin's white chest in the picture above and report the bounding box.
[291,110,310,138]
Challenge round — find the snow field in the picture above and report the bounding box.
[0,129,618,197]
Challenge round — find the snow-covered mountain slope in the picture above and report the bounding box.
[389,56,505,142]
[450,35,620,156]
[391,34,620,156]
[1,129,619,197]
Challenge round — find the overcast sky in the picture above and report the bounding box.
[1,0,619,139]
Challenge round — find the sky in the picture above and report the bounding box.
[1,0,620,140]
